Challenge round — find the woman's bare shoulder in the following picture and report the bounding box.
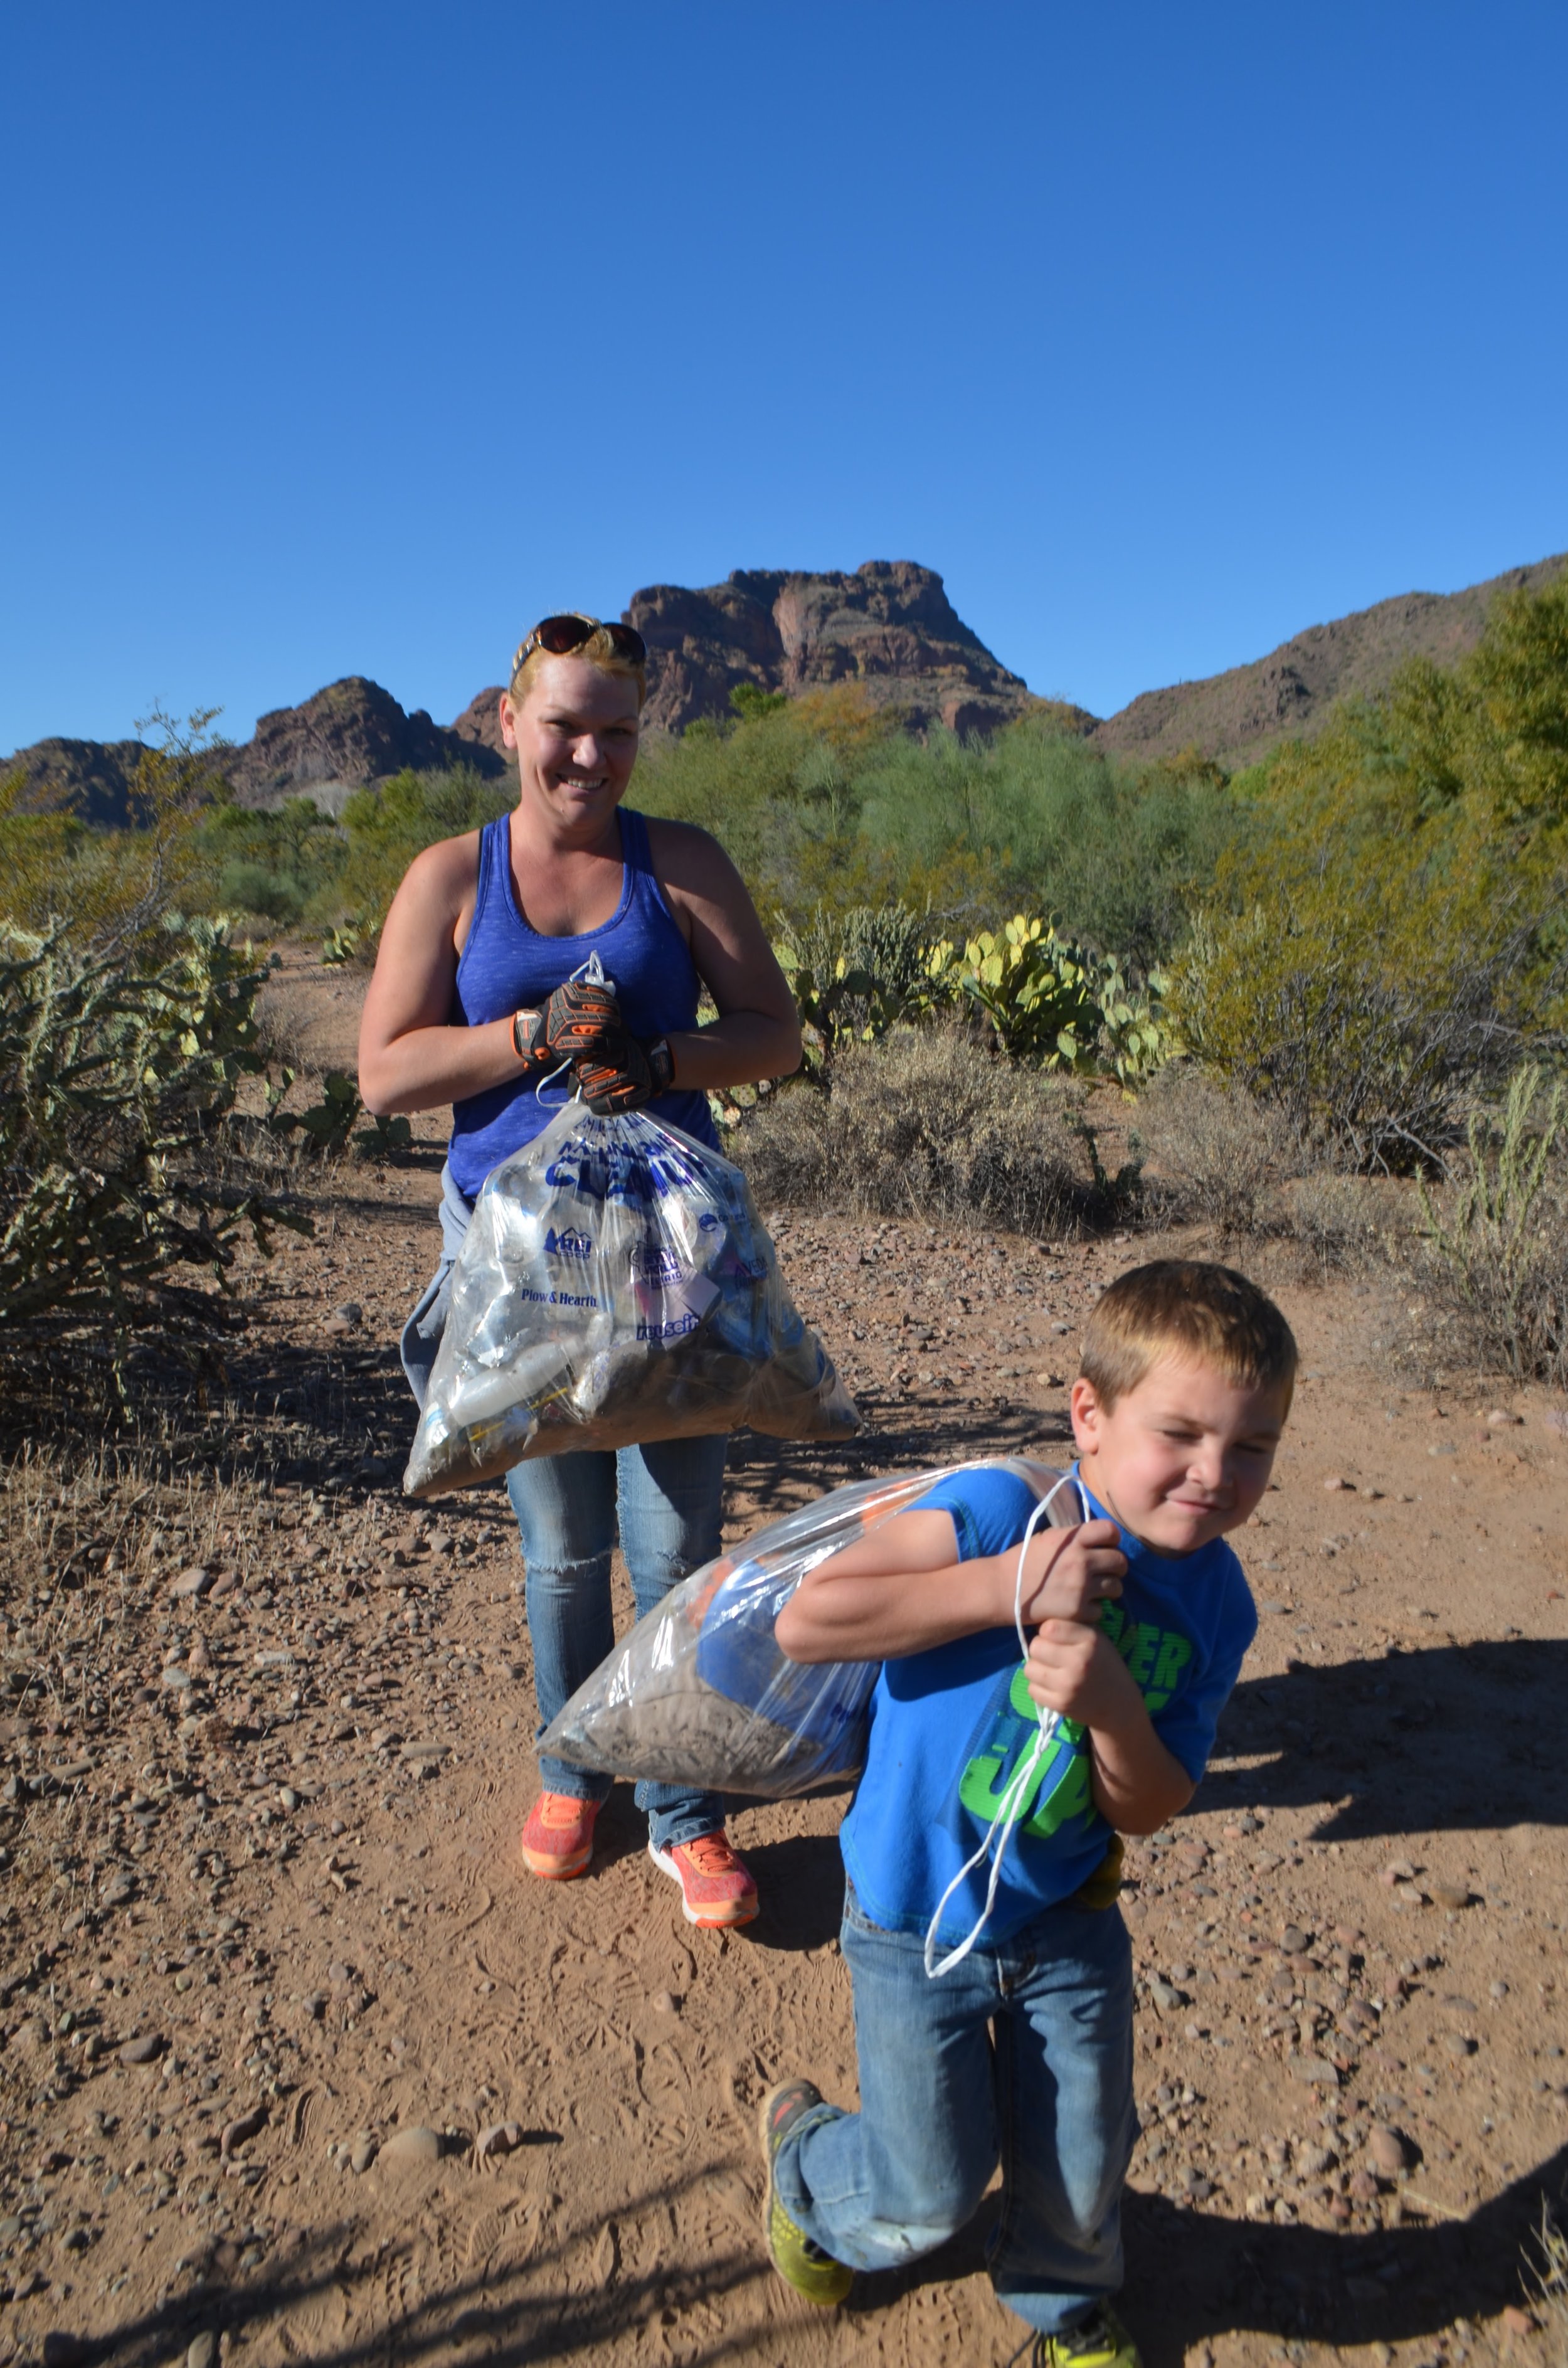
[642,815,744,901]
[393,826,487,916]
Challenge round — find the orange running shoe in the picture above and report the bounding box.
[520,1792,600,1879]
[649,1830,760,1928]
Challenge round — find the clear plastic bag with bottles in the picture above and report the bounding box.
[538,1457,1076,1798]
[403,1097,860,1499]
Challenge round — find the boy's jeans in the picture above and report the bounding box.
[772,1882,1136,2335]
[506,1435,729,1853]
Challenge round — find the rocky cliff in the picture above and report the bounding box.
[221,677,507,805]
[1,737,152,829]
[627,560,1034,737]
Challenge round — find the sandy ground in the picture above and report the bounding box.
[0,951,1565,2368]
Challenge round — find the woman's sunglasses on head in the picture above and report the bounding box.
[514,615,647,674]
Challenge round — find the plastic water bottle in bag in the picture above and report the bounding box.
[404,1099,859,1499]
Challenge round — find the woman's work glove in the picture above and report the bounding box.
[516,977,623,1066]
[572,1033,674,1115]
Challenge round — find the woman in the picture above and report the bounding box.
[359,615,802,1928]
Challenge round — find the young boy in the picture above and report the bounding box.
[762,1260,1296,2366]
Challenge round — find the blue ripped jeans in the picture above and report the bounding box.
[772,1883,1136,2335]
[507,1435,729,1852]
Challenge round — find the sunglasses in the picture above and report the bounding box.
[513,614,647,676]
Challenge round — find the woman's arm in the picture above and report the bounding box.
[647,822,802,1088]
[358,836,531,1117]
[774,1512,1126,1664]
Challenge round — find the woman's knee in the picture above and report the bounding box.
[617,1436,725,1588]
[507,1452,617,1573]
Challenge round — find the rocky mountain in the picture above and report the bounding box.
[6,550,1564,814]
[627,560,1037,738]
[1089,551,1567,770]
[0,736,152,829]
[223,677,507,805]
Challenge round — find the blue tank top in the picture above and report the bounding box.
[447,806,720,1197]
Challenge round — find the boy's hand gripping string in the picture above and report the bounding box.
[922,1468,1090,1981]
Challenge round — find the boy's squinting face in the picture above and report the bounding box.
[1070,1357,1287,1557]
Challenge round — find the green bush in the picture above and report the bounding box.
[1170,803,1541,1172]
[218,860,310,925]
[336,764,512,940]
[637,693,1245,957]
[199,792,347,928]
[852,723,1241,964]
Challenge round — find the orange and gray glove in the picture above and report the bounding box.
[572,1033,675,1115]
[514,977,622,1066]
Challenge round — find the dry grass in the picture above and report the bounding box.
[1134,1065,1295,1236]
[1281,1170,1386,1280]
[1413,1069,1568,1389]
[1525,2198,1568,2364]
[738,1027,1138,1236]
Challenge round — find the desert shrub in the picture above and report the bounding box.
[1172,575,1568,1172]
[1415,1064,1567,1386]
[853,723,1243,963]
[334,764,512,939]
[1170,809,1542,1172]
[736,1028,1139,1234]
[638,692,1247,952]
[1282,1171,1384,1278]
[218,859,311,925]
[0,709,224,944]
[198,791,348,928]
[0,918,307,1370]
[1135,1066,1295,1235]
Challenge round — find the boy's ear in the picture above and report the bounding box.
[1070,1376,1102,1457]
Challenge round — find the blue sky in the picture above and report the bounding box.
[3,1,1565,752]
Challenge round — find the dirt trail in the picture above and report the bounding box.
[0,958,1564,2368]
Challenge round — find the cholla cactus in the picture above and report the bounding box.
[0,916,304,1367]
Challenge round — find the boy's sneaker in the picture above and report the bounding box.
[758,2079,853,2307]
[649,1831,759,1927]
[520,1792,600,1879]
[1032,2303,1142,2368]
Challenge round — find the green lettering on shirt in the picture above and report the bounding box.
[957,1728,1065,1823]
[1152,1633,1194,1692]
[1125,1626,1158,1686]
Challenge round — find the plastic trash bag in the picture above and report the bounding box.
[539,1457,1077,1798]
[404,1100,859,1499]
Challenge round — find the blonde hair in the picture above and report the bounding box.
[1079,1259,1297,1413]
[508,615,647,709]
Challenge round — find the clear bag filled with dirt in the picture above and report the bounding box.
[404,1101,859,1499]
[539,1457,1076,1798]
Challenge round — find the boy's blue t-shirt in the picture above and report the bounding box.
[839,1465,1258,1948]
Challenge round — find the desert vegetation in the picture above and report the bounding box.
[1,575,1564,1406]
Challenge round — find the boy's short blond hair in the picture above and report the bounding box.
[1079,1259,1297,1411]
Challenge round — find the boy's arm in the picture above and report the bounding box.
[775,1511,1125,1664]
[1024,1620,1194,1835]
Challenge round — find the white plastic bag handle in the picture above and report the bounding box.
[534,950,618,1106]
[923,1467,1090,1980]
